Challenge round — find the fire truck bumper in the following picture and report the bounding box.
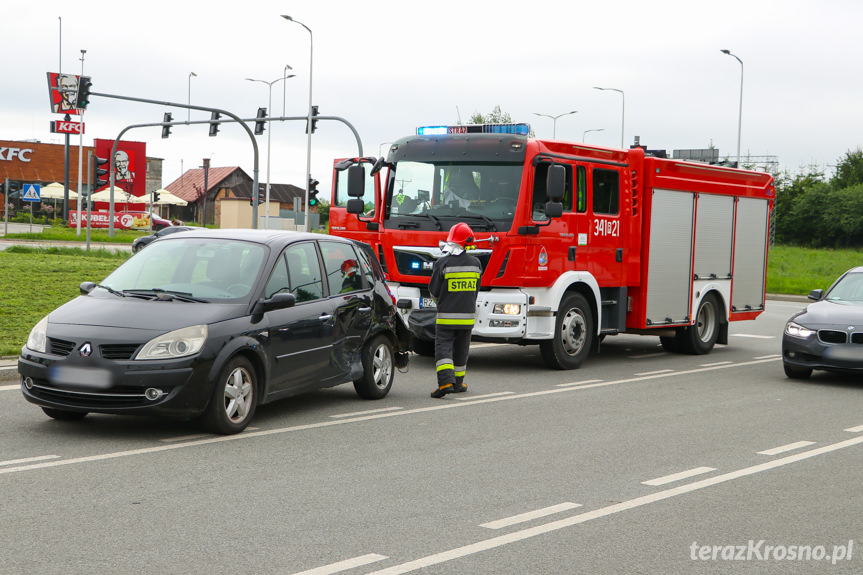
[393,284,532,342]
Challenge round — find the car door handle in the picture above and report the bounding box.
[319,314,333,322]
[358,307,372,313]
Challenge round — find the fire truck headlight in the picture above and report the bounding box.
[785,321,815,339]
[493,303,521,315]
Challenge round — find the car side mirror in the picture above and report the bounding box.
[254,292,296,314]
[346,198,366,215]
[808,288,823,301]
[547,164,566,202]
[347,165,366,198]
[80,281,96,295]
[545,201,563,219]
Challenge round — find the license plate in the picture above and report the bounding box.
[420,298,436,309]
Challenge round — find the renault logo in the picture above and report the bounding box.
[79,342,92,357]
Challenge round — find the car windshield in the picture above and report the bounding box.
[825,272,863,302]
[99,237,267,301]
[385,161,523,232]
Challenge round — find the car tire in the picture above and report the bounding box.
[783,362,812,379]
[678,293,720,355]
[412,338,435,357]
[200,356,257,435]
[41,407,88,420]
[540,292,594,370]
[354,335,395,399]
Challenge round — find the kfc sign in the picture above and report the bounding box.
[94,139,147,197]
[46,72,83,116]
[51,120,84,135]
[0,147,32,162]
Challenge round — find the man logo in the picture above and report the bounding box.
[79,342,92,357]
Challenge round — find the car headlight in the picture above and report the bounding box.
[493,303,521,315]
[785,321,816,338]
[26,316,49,353]
[137,324,207,360]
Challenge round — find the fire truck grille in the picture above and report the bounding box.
[393,248,491,278]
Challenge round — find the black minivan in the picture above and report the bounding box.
[19,229,410,434]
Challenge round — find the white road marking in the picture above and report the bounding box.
[480,502,581,529]
[641,466,716,486]
[454,392,514,401]
[628,352,668,359]
[732,334,775,339]
[330,407,403,419]
[845,424,863,433]
[363,435,863,575]
[753,354,782,360]
[0,357,783,477]
[160,427,258,442]
[0,454,59,467]
[556,379,604,388]
[634,369,675,376]
[161,434,211,443]
[757,441,815,455]
[290,553,388,575]
[699,361,733,367]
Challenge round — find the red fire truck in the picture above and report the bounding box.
[329,123,774,369]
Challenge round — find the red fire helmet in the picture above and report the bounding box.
[446,222,475,247]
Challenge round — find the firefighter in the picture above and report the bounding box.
[429,222,482,398]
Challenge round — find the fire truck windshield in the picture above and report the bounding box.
[386,161,523,232]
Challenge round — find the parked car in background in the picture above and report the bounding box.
[132,225,203,253]
[18,229,410,434]
[782,266,863,378]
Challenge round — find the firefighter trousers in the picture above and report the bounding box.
[435,327,472,387]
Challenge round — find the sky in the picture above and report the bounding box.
[2,1,862,195]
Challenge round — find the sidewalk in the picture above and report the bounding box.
[0,357,18,382]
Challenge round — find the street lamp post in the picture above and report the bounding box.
[379,142,393,157]
[282,14,314,231]
[187,72,196,121]
[721,49,743,167]
[583,128,604,141]
[532,111,577,139]
[593,87,625,148]
[247,74,296,229]
[283,64,292,116]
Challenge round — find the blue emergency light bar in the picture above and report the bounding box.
[417,123,530,136]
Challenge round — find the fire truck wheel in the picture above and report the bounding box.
[540,292,594,370]
[679,293,720,354]
[412,338,436,357]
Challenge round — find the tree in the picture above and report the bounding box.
[831,148,863,190]
[467,105,512,125]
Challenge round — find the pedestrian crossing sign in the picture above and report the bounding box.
[22,184,41,202]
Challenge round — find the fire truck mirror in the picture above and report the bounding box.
[347,165,366,198]
[547,164,566,202]
[546,201,563,219]
[346,198,366,215]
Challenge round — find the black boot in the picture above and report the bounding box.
[431,383,453,398]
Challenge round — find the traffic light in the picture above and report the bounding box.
[76,76,92,110]
[306,105,319,134]
[153,191,161,203]
[91,156,109,191]
[161,112,172,139]
[254,107,267,136]
[209,111,220,137]
[308,177,320,207]
[250,184,265,206]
